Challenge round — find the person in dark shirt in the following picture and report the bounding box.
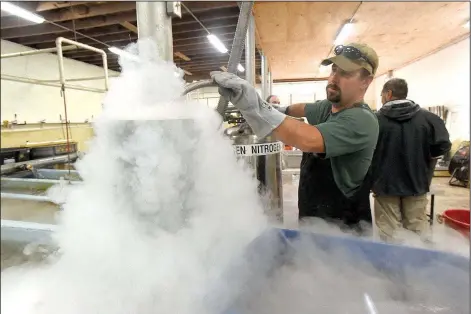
[372,78,451,241]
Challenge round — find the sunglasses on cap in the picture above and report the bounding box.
[334,45,375,74]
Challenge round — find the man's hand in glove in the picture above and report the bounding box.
[272,104,289,114]
[210,71,286,139]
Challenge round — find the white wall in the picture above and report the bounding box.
[373,37,470,141]
[187,81,328,109]
[1,40,119,124]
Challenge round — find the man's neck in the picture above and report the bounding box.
[331,98,365,113]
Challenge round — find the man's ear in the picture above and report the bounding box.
[362,75,374,89]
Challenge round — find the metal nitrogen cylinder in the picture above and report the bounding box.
[224,125,284,222]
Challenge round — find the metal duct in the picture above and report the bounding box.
[1,153,78,176]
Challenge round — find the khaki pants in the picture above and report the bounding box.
[374,195,429,242]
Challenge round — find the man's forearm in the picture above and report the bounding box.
[285,103,306,118]
[272,116,325,153]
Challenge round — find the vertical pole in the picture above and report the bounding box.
[245,14,256,86]
[268,69,273,96]
[136,2,173,62]
[261,52,269,99]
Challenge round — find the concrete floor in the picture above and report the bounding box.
[282,176,469,226]
[280,173,470,255]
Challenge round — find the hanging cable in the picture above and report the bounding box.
[180,3,211,35]
[47,20,112,48]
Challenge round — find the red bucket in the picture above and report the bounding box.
[437,209,470,238]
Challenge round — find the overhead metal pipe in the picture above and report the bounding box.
[136,1,173,62]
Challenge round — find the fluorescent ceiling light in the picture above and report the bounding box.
[237,64,245,72]
[207,34,228,53]
[108,47,139,61]
[334,22,354,46]
[1,2,45,24]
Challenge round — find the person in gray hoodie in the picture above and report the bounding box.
[372,78,451,241]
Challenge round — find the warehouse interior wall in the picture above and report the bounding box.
[373,37,470,142]
[3,37,468,150]
[188,78,377,110]
[1,39,119,150]
[188,81,330,109]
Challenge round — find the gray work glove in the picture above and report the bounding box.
[210,71,286,139]
[272,104,289,114]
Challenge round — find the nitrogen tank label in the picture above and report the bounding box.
[233,142,283,156]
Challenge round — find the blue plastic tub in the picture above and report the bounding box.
[222,228,469,314]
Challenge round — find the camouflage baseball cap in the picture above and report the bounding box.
[321,43,379,75]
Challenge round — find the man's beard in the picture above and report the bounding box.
[326,84,341,105]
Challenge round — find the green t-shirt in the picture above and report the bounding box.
[304,100,379,198]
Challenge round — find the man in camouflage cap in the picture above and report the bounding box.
[211,43,379,230]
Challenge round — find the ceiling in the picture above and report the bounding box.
[1,2,469,82]
[254,1,470,80]
[1,1,261,81]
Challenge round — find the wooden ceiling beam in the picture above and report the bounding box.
[182,1,238,14]
[61,41,239,60]
[1,2,136,29]
[174,30,235,43]
[74,52,258,64]
[173,18,238,34]
[174,33,235,47]
[0,11,136,38]
[34,33,138,49]
[174,51,191,61]
[36,2,88,12]
[63,49,117,58]
[173,27,236,43]
[13,25,129,46]
[176,7,239,26]
[120,21,137,34]
[176,37,232,49]
[14,27,235,49]
[24,31,233,51]
[176,45,232,55]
